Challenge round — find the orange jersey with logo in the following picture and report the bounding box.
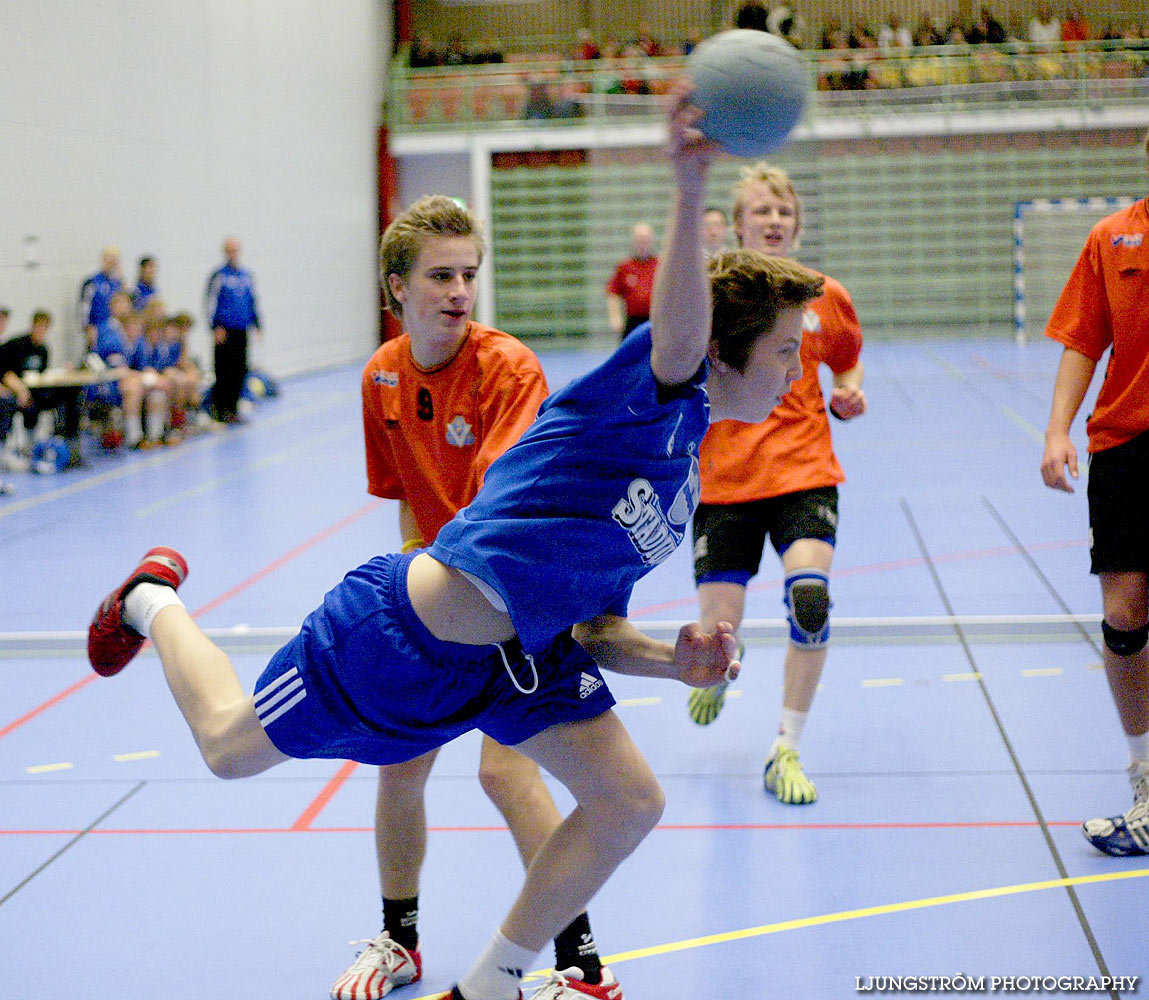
[1044,198,1149,453]
[362,322,549,543]
[700,274,863,503]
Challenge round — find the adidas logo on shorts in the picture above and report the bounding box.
[579,671,603,699]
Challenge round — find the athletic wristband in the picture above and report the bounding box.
[400,538,425,554]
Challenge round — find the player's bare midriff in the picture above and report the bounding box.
[406,552,516,645]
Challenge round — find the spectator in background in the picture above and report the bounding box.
[634,24,661,57]
[606,222,658,340]
[703,207,730,258]
[204,236,262,425]
[0,311,81,460]
[573,27,600,60]
[408,33,439,68]
[128,314,174,449]
[878,12,914,49]
[442,33,468,66]
[79,246,123,354]
[163,312,203,433]
[964,6,1003,43]
[912,13,943,46]
[89,290,146,449]
[1061,8,1091,42]
[736,0,769,32]
[1029,4,1062,44]
[132,255,159,312]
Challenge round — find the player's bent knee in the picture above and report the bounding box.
[1102,620,1149,657]
[785,567,831,648]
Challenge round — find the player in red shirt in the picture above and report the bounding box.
[686,164,866,805]
[605,223,658,340]
[330,195,621,998]
[1040,145,1149,856]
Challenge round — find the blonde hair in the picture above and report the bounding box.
[379,196,485,317]
[708,249,824,372]
[732,162,804,247]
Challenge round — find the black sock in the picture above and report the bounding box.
[554,912,602,985]
[382,895,419,952]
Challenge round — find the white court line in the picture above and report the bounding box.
[0,614,1104,655]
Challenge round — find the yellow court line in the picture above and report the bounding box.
[112,750,161,762]
[26,761,74,774]
[942,672,983,682]
[616,697,662,708]
[1022,667,1064,677]
[407,867,1149,998]
[862,677,904,688]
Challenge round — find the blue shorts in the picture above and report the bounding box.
[252,552,616,765]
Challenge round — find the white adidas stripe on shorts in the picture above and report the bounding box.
[254,666,307,728]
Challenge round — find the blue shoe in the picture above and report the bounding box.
[1082,762,1149,857]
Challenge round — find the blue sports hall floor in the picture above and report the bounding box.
[1,336,1145,999]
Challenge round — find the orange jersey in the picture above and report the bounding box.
[362,322,549,543]
[1044,198,1149,453]
[700,274,863,503]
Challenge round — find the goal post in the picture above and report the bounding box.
[1013,197,1137,345]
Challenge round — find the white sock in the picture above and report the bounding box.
[145,400,166,441]
[773,706,808,751]
[124,413,143,446]
[123,582,185,637]
[1128,730,1149,766]
[457,930,538,1000]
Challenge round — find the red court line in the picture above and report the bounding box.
[0,675,97,740]
[291,760,360,830]
[190,499,384,619]
[0,499,385,743]
[0,820,1084,836]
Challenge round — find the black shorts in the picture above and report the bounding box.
[692,486,839,586]
[1088,429,1149,575]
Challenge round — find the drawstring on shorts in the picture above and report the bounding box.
[494,640,539,695]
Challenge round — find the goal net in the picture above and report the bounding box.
[1013,197,1137,344]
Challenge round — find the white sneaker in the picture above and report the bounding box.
[1081,761,1149,857]
[0,451,29,473]
[526,967,623,999]
[330,932,421,999]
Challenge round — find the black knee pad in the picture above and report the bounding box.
[1102,620,1149,657]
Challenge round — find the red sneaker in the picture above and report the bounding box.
[88,547,188,677]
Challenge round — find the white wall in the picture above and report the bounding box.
[0,0,389,378]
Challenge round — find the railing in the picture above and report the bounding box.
[385,41,1149,134]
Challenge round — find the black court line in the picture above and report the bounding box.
[900,498,1117,998]
[0,781,145,907]
[981,495,1102,656]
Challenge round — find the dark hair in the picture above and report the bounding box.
[735,1,769,32]
[708,249,823,371]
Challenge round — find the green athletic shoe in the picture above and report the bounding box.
[688,681,728,725]
[687,641,744,726]
[764,745,818,804]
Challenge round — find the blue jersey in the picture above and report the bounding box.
[205,263,260,330]
[132,281,157,311]
[93,320,129,368]
[127,337,160,371]
[79,272,122,328]
[153,340,182,369]
[429,328,709,653]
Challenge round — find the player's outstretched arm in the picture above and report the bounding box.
[649,81,721,388]
[1041,347,1096,493]
[573,614,740,687]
